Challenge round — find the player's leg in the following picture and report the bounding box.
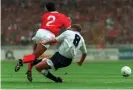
[15,29,55,72]
[15,41,50,82]
[22,43,47,63]
[24,43,47,82]
[26,43,37,77]
[14,29,55,82]
[14,43,47,72]
[38,69,63,83]
[26,58,42,82]
[35,52,72,82]
[20,29,54,64]
[14,29,50,71]
[35,58,63,83]
[23,36,53,82]
[26,41,61,82]
[26,42,45,82]
[27,43,37,72]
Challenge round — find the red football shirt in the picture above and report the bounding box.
[40,11,71,36]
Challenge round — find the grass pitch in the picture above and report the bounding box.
[1,60,133,89]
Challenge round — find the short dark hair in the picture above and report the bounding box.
[46,2,56,11]
[71,24,82,32]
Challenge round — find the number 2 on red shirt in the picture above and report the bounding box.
[46,15,56,26]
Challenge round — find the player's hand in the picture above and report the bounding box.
[77,61,83,66]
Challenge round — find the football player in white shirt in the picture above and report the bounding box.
[35,24,87,83]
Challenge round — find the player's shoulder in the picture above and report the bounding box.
[60,30,73,36]
[58,12,68,17]
[64,30,73,34]
[60,30,71,35]
[65,30,79,34]
[65,30,83,37]
[43,11,69,20]
[75,32,85,42]
[42,12,51,17]
[64,30,85,41]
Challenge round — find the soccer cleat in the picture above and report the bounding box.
[55,77,64,83]
[123,74,129,77]
[14,59,23,72]
[26,71,32,82]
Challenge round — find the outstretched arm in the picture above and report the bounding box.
[77,40,87,66]
[77,53,87,66]
[40,39,57,45]
[40,31,68,45]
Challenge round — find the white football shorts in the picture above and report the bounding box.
[32,29,55,48]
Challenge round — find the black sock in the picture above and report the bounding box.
[32,58,42,66]
[46,71,57,82]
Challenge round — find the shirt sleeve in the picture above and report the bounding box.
[80,40,87,54]
[63,16,71,29]
[56,31,68,42]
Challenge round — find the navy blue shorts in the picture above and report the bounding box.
[50,52,72,70]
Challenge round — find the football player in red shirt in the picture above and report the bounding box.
[14,2,71,82]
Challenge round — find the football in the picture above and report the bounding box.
[121,66,132,77]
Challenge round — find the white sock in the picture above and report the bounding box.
[41,69,48,76]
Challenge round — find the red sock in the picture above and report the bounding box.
[22,54,35,63]
[28,63,33,71]
[27,45,36,71]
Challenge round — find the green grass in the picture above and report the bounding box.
[1,60,133,89]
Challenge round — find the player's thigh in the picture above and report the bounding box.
[33,43,47,58]
[50,52,72,70]
[36,60,50,72]
[32,29,55,49]
[33,43,37,51]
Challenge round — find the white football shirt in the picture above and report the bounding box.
[56,30,87,59]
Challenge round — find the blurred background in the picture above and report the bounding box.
[1,0,133,60]
[1,1,133,89]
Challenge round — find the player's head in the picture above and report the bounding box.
[71,24,82,32]
[46,2,56,12]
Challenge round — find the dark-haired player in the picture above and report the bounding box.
[35,24,87,83]
[14,2,71,82]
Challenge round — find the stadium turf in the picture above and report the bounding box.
[1,60,133,89]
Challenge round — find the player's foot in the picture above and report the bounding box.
[123,74,129,77]
[26,71,32,82]
[14,59,23,72]
[55,77,63,83]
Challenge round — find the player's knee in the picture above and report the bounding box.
[35,65,42,72]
